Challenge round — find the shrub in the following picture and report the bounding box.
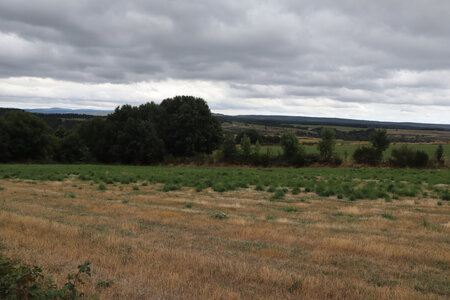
[255,184,264,191]
[270,189,286,201]
[291,187,300,195]
[0,254,94,299]
[441,189,450,201]
[98,183,106,191]
[381,213,397,220]
[390,146,429,168]
[162,184,181,192]
[353,146,381,166]
[212,211,227,219]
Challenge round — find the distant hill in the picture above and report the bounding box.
[1,107,449,132]
[25,107,112,116]
[214,114,450,131]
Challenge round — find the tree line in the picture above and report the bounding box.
[0,95,445,168]
[0,96,222,164]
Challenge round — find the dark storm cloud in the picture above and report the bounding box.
[0,0,449,113]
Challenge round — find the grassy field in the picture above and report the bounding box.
[0,165,449,299]
[260,143,450,160]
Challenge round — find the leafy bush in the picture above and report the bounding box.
[162,184,181,192]
[270,189,286,201]
[0,254,94,299]
[390,146,429,168]
[353,146,381,166]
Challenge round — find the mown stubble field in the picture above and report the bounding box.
[0,169,449,299]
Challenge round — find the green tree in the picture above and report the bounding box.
[370,129,390,153]
[436,144,444,163]
[222,135,237,163]
[280,131,299,159]
[1,110,54,161]
[317,128,335,161]
[158,96,222,156]
[240,134,251,158]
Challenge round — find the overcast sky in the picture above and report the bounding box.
[0,0,449,123]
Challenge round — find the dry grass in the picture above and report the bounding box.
[0,179,449,299]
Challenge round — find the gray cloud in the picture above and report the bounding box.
[0,0,449,122]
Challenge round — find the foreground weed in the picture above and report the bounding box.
[162,184,181,192]
[0,254,98,299]
[270,189,286,201]
[212,211,227,219]
[280,207,299,213]
[98,183,106,191]
[381,213,397,220]
[184,202,193,208]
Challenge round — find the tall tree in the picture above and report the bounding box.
[158,96,222,156]
[280,131,299,159]
[1,111,54,161]
[370,129,390,153]
[436,144,444,164]
[317,128,335,161]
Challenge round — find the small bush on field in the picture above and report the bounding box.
[270,189,286,201]
[97,279,114,288]
[281,207,299,213]
[0,254,95,299]
[441,190,450,201]
[212,211,227,219]
[184,202,192,208]
[98,183,106,191]
[291,187,300,195]
[132,186,139,191]
[162,184,181,192]
[122,200,129,204]
[266,215,277,220]
[267,186,276,193]
[0,186,4,191]
[255,184,264,191]
[381,213,397,220]
[66,192,76,198]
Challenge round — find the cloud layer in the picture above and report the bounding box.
[0,0,449,123]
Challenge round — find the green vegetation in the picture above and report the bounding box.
[0,253,95,299]
[0,165,448,202]
[0,96,222,164]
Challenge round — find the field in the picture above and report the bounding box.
[260,143,450,160]
[0,165,449,299]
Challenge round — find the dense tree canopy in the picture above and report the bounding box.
[0,111,54,161]
[158,96,222,156]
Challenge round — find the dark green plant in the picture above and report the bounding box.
[317,128,335,161]
[0,254,94,300]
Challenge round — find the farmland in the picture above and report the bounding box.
[0,164,449,299]
[260,143,450,160]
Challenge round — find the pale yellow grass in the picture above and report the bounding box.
[0,179,449,299]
